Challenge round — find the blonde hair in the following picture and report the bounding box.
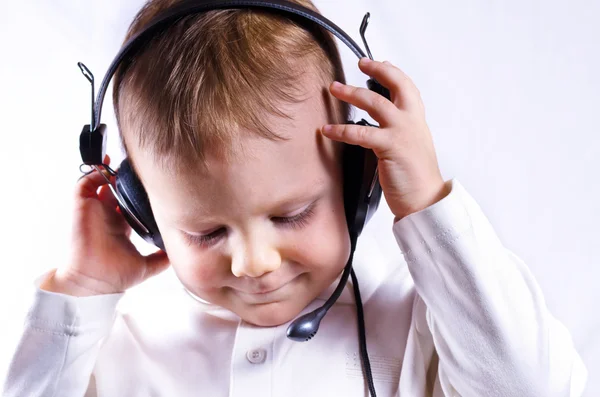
[112,0,350,171]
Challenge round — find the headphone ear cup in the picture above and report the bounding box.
[342,142,364,232]
[342,120,383,237]
[114,158,165,250]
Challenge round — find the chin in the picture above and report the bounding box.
[239,300,305,327]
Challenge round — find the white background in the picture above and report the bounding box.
[0,0,598,394]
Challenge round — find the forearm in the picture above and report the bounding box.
[393,179,587,396]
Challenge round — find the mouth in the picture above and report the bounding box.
[237,277,297,303]
[251,281,289,295]
[248,279,293,295]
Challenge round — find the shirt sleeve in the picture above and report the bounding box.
[392,179,588,397]
[1,269,124,397]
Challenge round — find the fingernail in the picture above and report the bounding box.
[331,81,343,89]
[360,57,372,64]
[322,125,333,133]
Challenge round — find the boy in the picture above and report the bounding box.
[2,0,587,396]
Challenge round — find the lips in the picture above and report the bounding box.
[250,281,289,294]
[252,286,282,294]
[241,277,296,295]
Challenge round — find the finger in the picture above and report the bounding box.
[321,123,391,155]
[95,177,133,238]
[97,183,120,213]
[329,81,401,127]
[76,167,113,199]
[97,184,132,235]
[358,58,422,112]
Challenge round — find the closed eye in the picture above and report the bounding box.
[184,202,317,248]
[271,202,316,230]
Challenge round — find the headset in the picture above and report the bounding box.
[78,1,391,395]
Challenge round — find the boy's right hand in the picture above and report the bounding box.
[40,155,170,297]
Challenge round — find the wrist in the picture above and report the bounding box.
[40,269,122,297]
[393,180,451,223]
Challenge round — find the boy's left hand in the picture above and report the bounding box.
[321,57,450,222]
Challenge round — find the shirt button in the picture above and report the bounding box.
[246,348,267,364]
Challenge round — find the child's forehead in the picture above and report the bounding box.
[142,117,338,189]
[140,128,338,226]
[180,126,330,179]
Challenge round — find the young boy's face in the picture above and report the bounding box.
[130,82,351,327]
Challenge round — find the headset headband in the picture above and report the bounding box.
[91,0,367,131]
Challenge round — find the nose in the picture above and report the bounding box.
[230,230,282,278]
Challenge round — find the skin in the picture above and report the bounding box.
[42,58,449,329]
[126,83,351,327]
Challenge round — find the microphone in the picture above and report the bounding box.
[286,233,357,341]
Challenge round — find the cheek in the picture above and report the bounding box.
[162,233,228,290]
[291,196,350,272]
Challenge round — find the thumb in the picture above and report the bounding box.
[142,249,171,281]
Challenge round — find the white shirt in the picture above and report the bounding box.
[1,179,588,396]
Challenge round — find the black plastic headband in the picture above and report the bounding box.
[92,0,368,130]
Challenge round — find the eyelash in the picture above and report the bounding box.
[185,203,316,248]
